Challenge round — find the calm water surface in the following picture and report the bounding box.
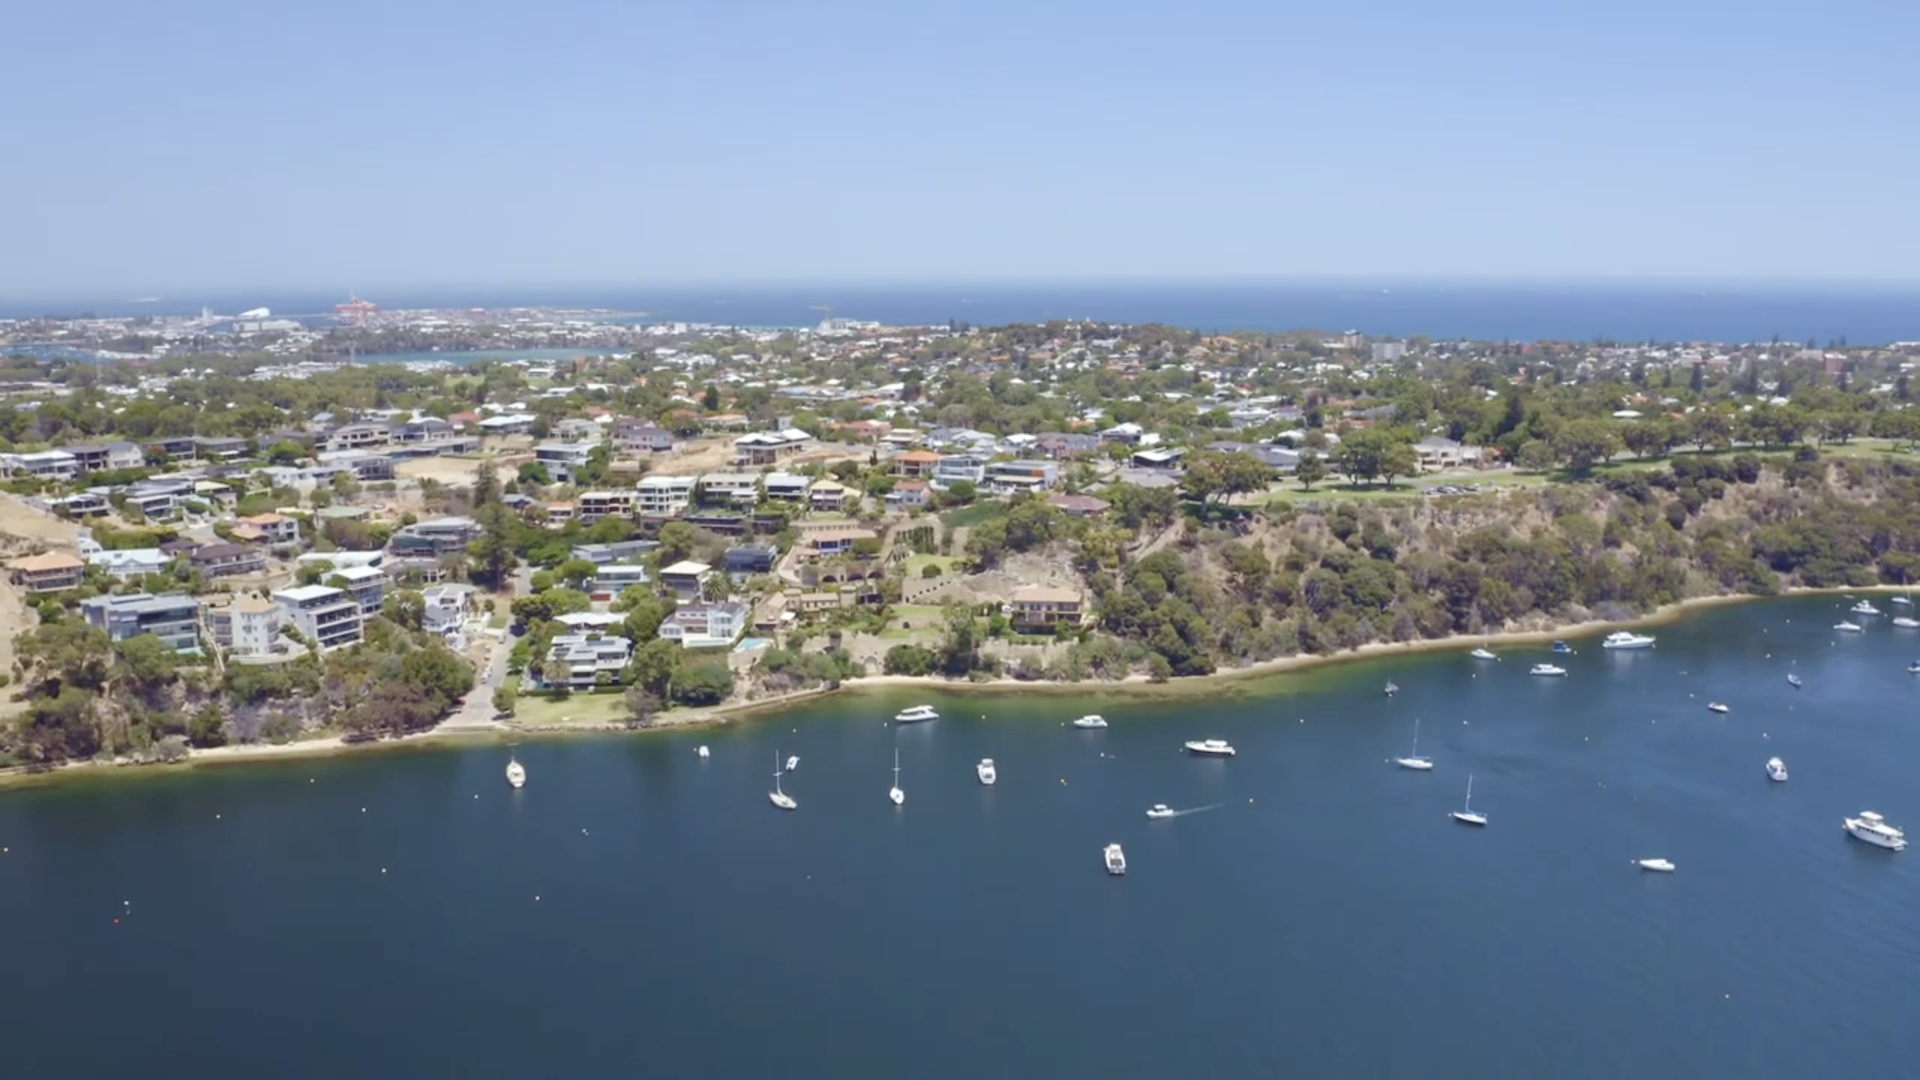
[3,596,1919,1078]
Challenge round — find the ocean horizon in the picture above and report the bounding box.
[6,279,1920,345]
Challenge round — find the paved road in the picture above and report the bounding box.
[439,566,530,731]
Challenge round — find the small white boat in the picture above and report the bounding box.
[696,745,710,758]
[1635,858,1677,873]
[1893,594,1914,607]
[1146,804,1176,819]
[1835,621,1864,633]
[1844,811,1906,851]
[1450,774,1487,826]
[1530,663,1568,677]
[1184,739,1236,757]
[889,748,904,806]
[1103,843,1127,875]
[894,705,939,723]
[1469,647,1498,661]
[1909,661,1920,675]
[1602,631,1657,650]
[1786,674,1802,689]
[1851,600,1882,616]
[1072,714,1108,729]
[1766,757,1788,782]
[786,755,800,772]
[769,752,797,811]
[1707,702,1730,714]
[1394,717,1433,771]
[1383,681,1399,697]
[976,758,996,785]
[1894,616,1920,629]
[505,756,526,789]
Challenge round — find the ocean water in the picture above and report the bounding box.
[7,280,1920,344]
[3,594,1920,1078]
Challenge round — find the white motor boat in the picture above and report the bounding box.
[1394,717,1433,771]
[1635,858,1676,873]
[1450,774,1487,826]
[1894,616,1920,629]
[1893,594,1914,607]
[889,748,904,806]
[1909,661,1920,675]
[696,745,710,759]
[1707,702,1730,714]
[976,758,996,785]
[1184,739,1236,757]
[1103,843,1127,875]
[1530,663,1568,677]
[1601,631,1656,650]
[505,756,526,789]
[894,705,939,723]
[1766,757,1788,782]
[1787,674,1803,689]
[1845,811,1907,850]
[769,752,797,811]
[786,755,800,772]
[1146,804,1176,819]
[1383,681,1399,697]
[1469,647,1498,661]
[1835,621,1864,633]
[1851,600,1882,616]
[1072,714,1109,728]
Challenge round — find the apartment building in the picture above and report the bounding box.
[636,475,696,517]
[81,592,202,653]
[272,584,365,650]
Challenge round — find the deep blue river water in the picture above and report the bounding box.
[3,594,1920,1077]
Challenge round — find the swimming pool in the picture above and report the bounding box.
[734,637,772,652]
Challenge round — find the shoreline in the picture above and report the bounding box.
[0,584,1897,790]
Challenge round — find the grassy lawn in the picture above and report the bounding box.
[1262,472,1545,504]
[939,501,1008,530]
[511,692,628,725]
[901,554,958,578]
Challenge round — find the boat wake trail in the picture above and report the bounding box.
[1168,804,1223,818]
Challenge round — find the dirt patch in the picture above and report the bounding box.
[0,494,79,549]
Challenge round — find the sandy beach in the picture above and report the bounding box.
[0,583,1897,789]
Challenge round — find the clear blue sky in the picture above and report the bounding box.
[8,0,1916,297]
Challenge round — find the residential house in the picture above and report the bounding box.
[272,584,365,650]
[658,601,748,648]
[81,592,201,653]
[762,472,809,503]
[732,429,812,466]
[329,564,387,615]
[0,450,80,482]
[1007,585,1085,630]
[544,634,633,690]
[55,444,113,473]
[86,547,174,581]
[697,471,761,506]
[194,436,250,461]
[59,440,144,473]
[808,479,851,512]
[394,416,456,445]
[123,480,187,521]
[420,583,475,637]
[892,449,940,479]
[476,413,536,436]
[799,525,879,559]
[389,517,479,557]
[886,480,930,510]
[1205,441,1298,471]
[146,436,198,461]
[1415,436,1481,470]
[659,560,713,600]
[202,592,288,658]
[572,539,659,565]
[7,551,84,592]
[1098,422,1145,445]
[586,564,649,602]
[983,460,1059,493]
[612,419,676,455]
[191,543,266,579]
[543,501,577,526]
[532,441,596,484]
[49,492,111,517]
[321,423,393,454]
[1131,447,1185,471]
[635,474,696,517]
[577,489,636,523]
[931,454,987,490]
[722,544,778,577]
[234,512,300,545]
[1047,493,1111,518]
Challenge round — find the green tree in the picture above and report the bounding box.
[655,521,699,567]
[670,661,733,706]
[1294,452,1326,491]
[492,685,518,717]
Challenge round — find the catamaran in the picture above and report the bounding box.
[1450,774,1487,826]
[889,748,904,806]
[769,752,797,811]
[1394,717,1433,771]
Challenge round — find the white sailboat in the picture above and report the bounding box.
[1450,774,1487,826]
[888,748,904,806]
[1394,717,1433,771]
[769,751,797,810]
[505,755,526,789]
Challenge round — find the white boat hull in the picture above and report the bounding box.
[769,792,796,810]
[1845,819,1907,850]
[1395,757,1434,771]
[889,788,904,806]
[1636,859,1676,873]
[1450,811,1488,826]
